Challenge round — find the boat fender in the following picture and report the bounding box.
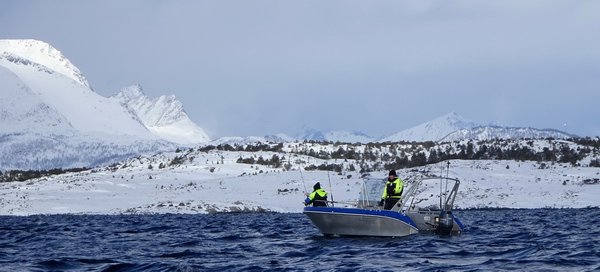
[437,210,454,235]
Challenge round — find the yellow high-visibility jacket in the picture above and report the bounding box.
[382,178,404,199]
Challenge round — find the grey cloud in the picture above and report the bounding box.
[2,0,599,138]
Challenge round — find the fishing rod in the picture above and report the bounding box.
[327,169,334,207]
[290,154,308,195]
[289,154,308,195]
[298,158,308,195]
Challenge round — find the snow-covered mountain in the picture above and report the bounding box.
[111,85,210,144]
[381,112,574,142]
[0,39,153,138]
[440,126,576,142]
[0,39,208,170]
[296,128,376,143]
[0,39,89,88]
[381,112,479,142]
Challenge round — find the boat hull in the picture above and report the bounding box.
[303,207,419,237]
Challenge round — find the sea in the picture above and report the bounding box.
[0,209,599,271]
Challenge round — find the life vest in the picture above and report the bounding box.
[382,178,404,199]
[309,188,328,206]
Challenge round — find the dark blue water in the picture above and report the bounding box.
[1,209,599,271]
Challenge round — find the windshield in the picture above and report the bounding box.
[358,178,385,204]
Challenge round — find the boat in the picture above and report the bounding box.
[303,175,464,237]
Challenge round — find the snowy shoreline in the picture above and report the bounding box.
[2,154,599,216]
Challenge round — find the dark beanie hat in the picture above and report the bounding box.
[388,170,397,176]
[313,182,321,190]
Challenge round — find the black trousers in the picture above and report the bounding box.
[384,198,401,210]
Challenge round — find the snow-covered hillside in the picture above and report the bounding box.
[0,66,72,134]
[441,126,575,142]
[1,146,598,215]
[0,132,176,170]
[112,85,210,144]
[0,39,210,170]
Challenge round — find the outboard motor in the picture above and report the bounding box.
[437,210,454,236]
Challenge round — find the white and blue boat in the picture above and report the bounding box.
[304,176,465,237]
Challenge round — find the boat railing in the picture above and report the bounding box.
[397,176,460,213]
[332,175,460,212]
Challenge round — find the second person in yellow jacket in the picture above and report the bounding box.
[378,170,404,210]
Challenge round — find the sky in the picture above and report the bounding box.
[2,1,600,139]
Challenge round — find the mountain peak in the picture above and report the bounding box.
[444,111,460,118]
[429,112,478,131]
[0,39,89,87]
[381,112,479,142]
[436,111,471,125]
[296,128,326,141]
[116,84,146,99]
[112,86,210,144]
[295,128,375,143]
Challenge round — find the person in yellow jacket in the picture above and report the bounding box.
[304,182,328,207]
[378,170,404,210]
